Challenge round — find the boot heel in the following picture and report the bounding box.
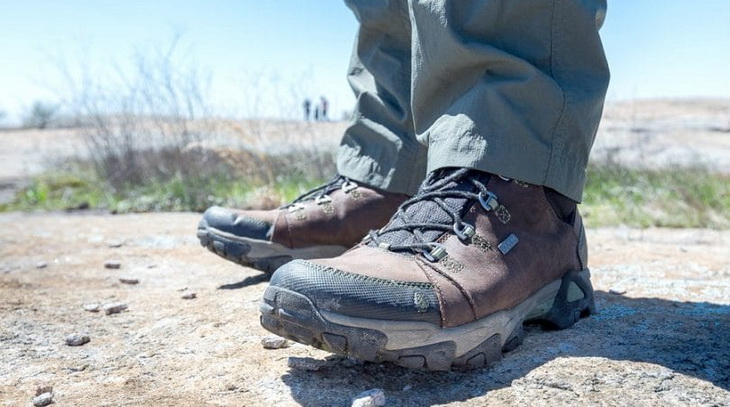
[534,269,596,330]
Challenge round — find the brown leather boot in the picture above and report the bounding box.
[197,176,409,273]
[260,168,595,370]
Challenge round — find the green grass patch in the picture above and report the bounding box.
[3,161,728,230]
[581,163,729,229]
[1,166,326,214]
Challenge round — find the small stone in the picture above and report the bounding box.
[287,357,326,371]
[261,335,291,349]
[32,392,53,407]
[65,333,91,346]
[352,389,386,407]
[104,260,122,269]
[181,292,197,300]
[119,278,139,285]
[64,364,89,373]
[402,385,412,391]
[107,239,124,248]
[609,287,627,295]
[103,302,128,315]
[82,303,100,312]
[36,261,48,269]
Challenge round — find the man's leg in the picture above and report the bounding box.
[261,0,609,370]
[197,0,424,272]
[409,0,609,201]
[339,0,427,196]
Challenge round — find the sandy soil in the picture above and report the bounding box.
[1,99,729,406]
[0,212,728,406]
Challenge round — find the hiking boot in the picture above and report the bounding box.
[197,176,409,273]
[260,168,595,370]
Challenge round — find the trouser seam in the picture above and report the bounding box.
[545,0,569,187]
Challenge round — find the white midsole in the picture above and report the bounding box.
[207,227,347,260]
[320,277,569,358]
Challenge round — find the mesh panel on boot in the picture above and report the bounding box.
[271,260,442,324]
[367,169,489,250]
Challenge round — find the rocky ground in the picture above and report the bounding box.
[1,212,728,406]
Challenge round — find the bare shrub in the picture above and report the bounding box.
[23,101,59,129]
[57,36,338,211]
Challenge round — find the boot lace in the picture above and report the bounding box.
[283,175,358,212]
[367,168,501,261]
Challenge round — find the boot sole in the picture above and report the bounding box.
[197,220,348,274]
[260,269,595,370]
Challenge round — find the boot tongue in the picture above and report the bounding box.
[371,168,489,250]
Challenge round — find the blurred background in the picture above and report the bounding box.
[0,1,727,227]
[1,1,729,123]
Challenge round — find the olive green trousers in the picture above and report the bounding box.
[337,0,609,201]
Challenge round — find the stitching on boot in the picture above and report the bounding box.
[495,205,511,224]
[439,255,465,274]
[320,202,335,214]
[347,189,362,199]
[309,262,434,289]
[419,259,479,325]
[413,292,430,314]
[470,233,493,253]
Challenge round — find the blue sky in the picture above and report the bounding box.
[1,1,729,124]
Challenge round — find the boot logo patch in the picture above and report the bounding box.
[498,233,519,255]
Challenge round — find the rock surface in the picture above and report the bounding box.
[1,212,728,406]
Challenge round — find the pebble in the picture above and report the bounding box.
[287,357,327,371]
[82,303,101,312]
[36,261,48,269]
[119,278,140,285]
[65,333,91,346]
[103,302,128,315]
[32,392,53,407]
[261,335,291,349]
[104,260,122,269]
[351,389,386,407]
[181,292,197,300]
[107,239,124,248]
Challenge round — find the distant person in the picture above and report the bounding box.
[319,96,329,121]
[199,0,610,371]
[302,98,311,121]
[313,104,320,122]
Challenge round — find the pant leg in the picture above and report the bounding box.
[408,0,609,201]
[338,0,427,196]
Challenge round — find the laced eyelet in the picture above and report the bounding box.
[422,246,447,262]
[478,190,499,211]
[288,203,306,212]
[453,223,476,241]
[342,181,358,193]
[315,195,332,205]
